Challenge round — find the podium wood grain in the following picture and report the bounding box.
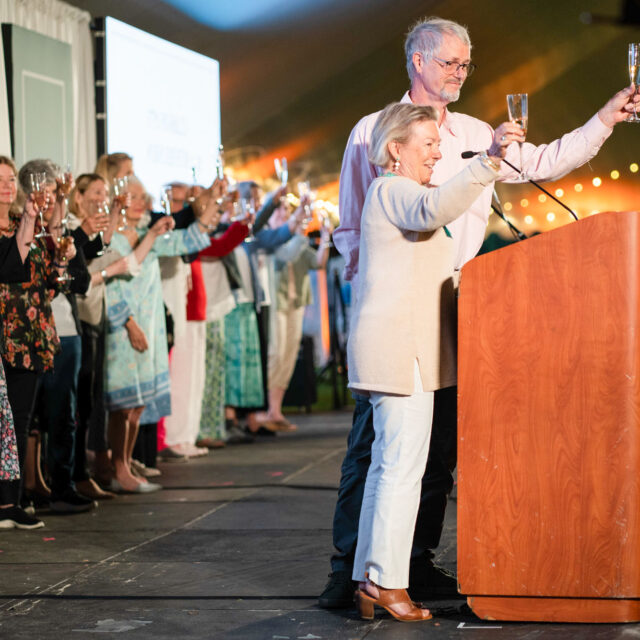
[458,211,640,622]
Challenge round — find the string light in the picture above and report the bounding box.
[574,183,583,192]
[592,177,602,187]
[504,202,513,211]
[538,194,546,203]
[520,198,529,207]
[611,170,620,180]
[631,163,639,173]
[524,215,533,224]
[555,188,564,197]
[546,212,555,222]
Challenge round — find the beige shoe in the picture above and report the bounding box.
[130,459,162,478]
[76,478,116,500]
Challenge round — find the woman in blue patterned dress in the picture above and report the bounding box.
[104,176,222,493]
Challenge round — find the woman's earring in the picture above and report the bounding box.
[393,157,400,172]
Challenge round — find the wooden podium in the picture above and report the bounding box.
[457,211,640,623]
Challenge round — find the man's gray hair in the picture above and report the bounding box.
[404,17,471,81]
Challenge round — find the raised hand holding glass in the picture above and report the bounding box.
[506,93,528,179]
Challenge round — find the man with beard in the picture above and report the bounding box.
[319,16,638,608]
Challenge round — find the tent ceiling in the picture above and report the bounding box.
[63,0,639,191]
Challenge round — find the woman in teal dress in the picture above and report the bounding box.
[104,176,221,492]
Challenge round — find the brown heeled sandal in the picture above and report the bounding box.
[356,586,432,622]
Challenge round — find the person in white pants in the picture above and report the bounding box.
[347,101,514,622]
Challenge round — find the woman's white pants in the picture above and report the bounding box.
[352,362,434,588]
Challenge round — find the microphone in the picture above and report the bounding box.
[461,150,579,221]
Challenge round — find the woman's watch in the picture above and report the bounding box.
[100,269,108,282]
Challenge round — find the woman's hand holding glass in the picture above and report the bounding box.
[29,172,50,238]
[23,194,39,223]
[196,177,226,230]
[86,201,110,256]
[209,176,227,206]
[289,196,310,233]
[54,234,75,283]
[113,177,130,231]
[159,188,174,239]
[149,215,175,238]
[85,202,110,235]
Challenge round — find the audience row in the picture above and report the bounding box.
[0,151,331,529]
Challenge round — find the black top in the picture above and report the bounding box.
[0,235,29,284]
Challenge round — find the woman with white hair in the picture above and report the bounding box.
[349,102,519,622]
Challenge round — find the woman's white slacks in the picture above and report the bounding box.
[352,361,434,588]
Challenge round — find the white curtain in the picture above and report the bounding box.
[0,0,96,173]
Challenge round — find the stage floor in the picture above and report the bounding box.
[0,411,636,639]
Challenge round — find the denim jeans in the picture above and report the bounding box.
[330,386,457,573]
[39,335,82,500]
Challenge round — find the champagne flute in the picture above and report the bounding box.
[55,232,74,283]
[297,181,313,227]
[30,172,49,239]
[216,144,225,180]
[239,197,256,243]
[189,166,198,202]
[113,176,129,231]
[274,157,288,187]
[506,93,528,179]
[628,43,640,123]
[56,166,73,226]
[92,202,108,256]
[160,187,173,239]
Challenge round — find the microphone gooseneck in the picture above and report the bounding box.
[461,150,579,222]
[492,189,527,241]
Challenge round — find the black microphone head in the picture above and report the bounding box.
[461,151,477,159]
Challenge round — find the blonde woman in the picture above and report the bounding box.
[348,102,516,621]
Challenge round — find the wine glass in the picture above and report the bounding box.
[54,232,74,283]
[160,187,173,239]
[91,202,109,256]
[274,158,288,187]
[56,165,73,226]
[297,181,314,227]
[29,172,49,239]
[628,43,640,123]
[506,93,528,179]
[240,197,256,243]
[216,144,225,180]
[113,176,129,231]
[189,166,198,202]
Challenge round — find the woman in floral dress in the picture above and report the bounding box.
[0,156,72,529]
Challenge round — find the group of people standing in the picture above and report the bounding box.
[0,150,331,530]
[322,16,638,623]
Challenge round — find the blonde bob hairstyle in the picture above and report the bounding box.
[68,173,107,218]
[368,103,439,169]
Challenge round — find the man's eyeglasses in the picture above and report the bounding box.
[432,56,476,76]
